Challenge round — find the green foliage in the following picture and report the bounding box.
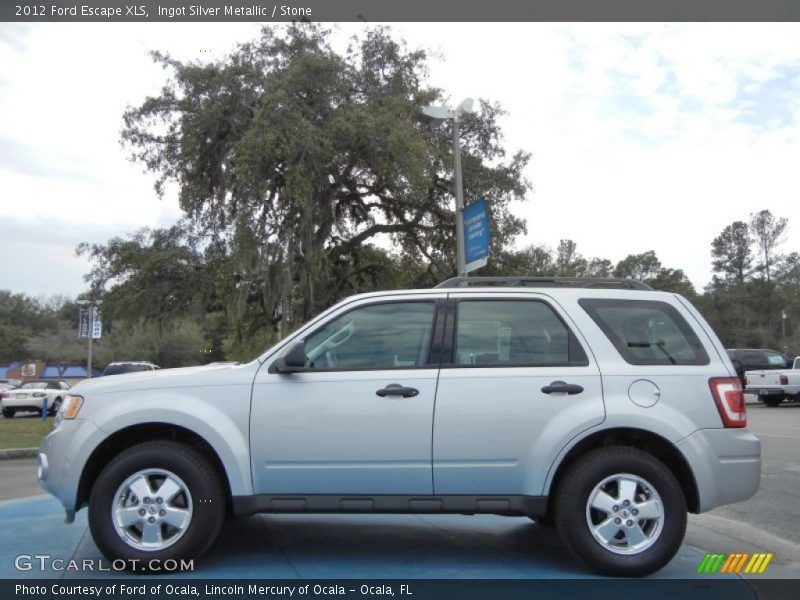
[25,323,86,364]
[120,24,530,334]
[711,221,752,285]
[0,291,73,363]
[91,320,210,368]
[750,209,788,284]
[705,209,795,353]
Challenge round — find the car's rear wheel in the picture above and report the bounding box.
[88,441,225,571]
[1,408,14,418]
[761,395,784,407]
[554,446,686,576]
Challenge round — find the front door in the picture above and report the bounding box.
[251,296,443,495]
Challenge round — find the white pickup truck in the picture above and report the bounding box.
[745,356,800,407]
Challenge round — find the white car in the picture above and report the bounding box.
[2,379,71,418]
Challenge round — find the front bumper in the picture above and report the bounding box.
[38,418,105,514]
[676,428,761,513]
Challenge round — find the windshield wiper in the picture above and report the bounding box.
[627,341,677,364]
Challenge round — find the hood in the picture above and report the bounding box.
[70,361,257,396]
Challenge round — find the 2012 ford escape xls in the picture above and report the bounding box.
[38,277,760,576]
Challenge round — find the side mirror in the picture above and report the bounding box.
[269,340,307,374]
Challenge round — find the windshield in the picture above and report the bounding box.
[21,382,48,389]
[103,364,154,376]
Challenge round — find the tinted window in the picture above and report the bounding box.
[454,300,587,367]
[304,302,436,370]
[580,299,709,366]
[739,351,765,366]
[764,351,789,367]
[103,364,154,376]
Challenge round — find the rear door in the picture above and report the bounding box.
[432,292,604,496]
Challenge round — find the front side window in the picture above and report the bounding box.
[303,302,436,371]
[453,300,588,367]
[580,299,709,366]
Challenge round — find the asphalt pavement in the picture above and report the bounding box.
[685,399,800,571]
[0,397,797,587]
[0,457,41,501]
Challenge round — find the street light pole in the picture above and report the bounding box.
[87,332,93,379]
[452,113,466,278]
[782,309,787,354]
[77,300,98,379]
[421,98,475,280]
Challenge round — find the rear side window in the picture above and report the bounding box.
[765,351,789,367]
[454,300,588,367]
[580,299,709,366]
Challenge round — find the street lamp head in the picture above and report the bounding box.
[456,97,475,115]
[420,104,452,123]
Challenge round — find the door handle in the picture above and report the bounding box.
[541,381,584,395]
[376,384,419,398]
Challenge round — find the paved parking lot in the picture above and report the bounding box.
[686,399,800,570]
[1,496,746,587]
[0,397,796,587]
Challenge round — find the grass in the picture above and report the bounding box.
[0,415,55,450]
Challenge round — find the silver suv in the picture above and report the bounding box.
[38,277,760,576]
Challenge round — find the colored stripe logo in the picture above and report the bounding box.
[697,552,773,574]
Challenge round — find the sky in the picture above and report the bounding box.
[1,22,799,298]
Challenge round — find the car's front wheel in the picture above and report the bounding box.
[1,408,14,418]
[554,446,686,576]
[88,441,226,571]
[48,398,62,416]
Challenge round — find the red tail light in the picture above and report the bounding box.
[780,374,789,386]
[709,378,746,428]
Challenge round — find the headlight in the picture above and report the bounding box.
[55,395,83,426]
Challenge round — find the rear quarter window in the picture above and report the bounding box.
[579,298,709,366]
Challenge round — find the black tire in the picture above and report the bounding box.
[1,408,14,418]
[554,446,687,577]
[527,515,556,527]
[88,441,226,571]
[761,395,784,407]
[48,398,62,417]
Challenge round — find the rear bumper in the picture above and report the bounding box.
[676,429,760,513]
[745,387,783,397]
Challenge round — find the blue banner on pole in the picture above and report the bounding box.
[463,197,489,273]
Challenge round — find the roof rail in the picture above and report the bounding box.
[434,276,654,291]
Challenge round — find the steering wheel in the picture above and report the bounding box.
[307,320,356,363]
